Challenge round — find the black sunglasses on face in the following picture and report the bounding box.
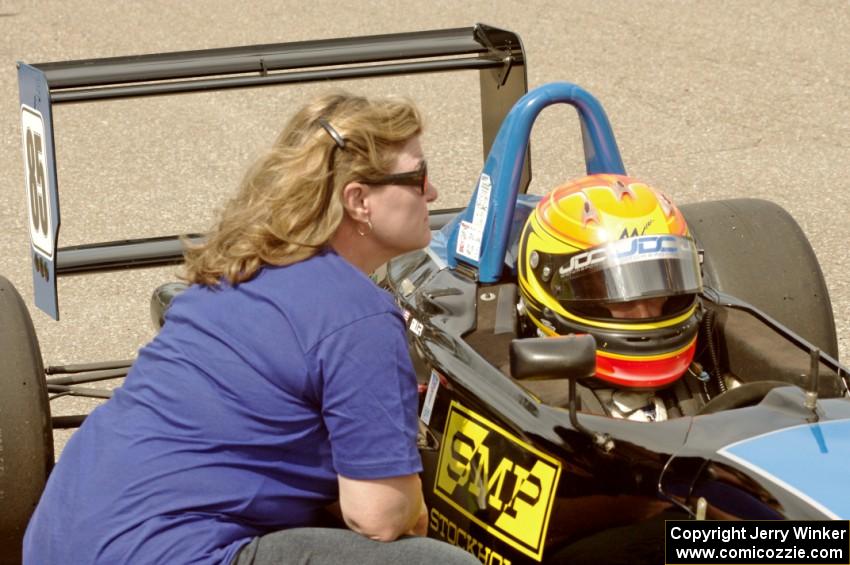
[362,161,428,195]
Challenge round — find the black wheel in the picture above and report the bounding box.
[0,276,53,565]
[681,199,838,358]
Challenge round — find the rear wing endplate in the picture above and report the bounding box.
[17,24,529,319]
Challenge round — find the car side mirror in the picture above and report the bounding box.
[510,334,614,452]
[510,334,597,381]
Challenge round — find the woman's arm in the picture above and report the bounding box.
[337,473,426,541]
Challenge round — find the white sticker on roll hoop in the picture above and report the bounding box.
[455,173,491,262]
[456,220,482,261]
[471,173,491,229]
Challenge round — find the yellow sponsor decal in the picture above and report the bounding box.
[434,401,562,561]
[430,507,513,565]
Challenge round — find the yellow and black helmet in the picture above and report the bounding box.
[518,174,702,389]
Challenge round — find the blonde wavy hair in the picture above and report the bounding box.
[182,91,423,286]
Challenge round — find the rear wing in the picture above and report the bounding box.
[17,24,529,319]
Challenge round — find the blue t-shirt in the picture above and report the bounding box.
[24,249,422,565]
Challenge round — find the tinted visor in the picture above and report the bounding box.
[550,235,702,303]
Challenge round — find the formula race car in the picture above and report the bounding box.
[380,82,850,563]
[4,24,850,565]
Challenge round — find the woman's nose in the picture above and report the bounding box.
[424,179,438,203]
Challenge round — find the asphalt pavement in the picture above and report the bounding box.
[2,0,849,455]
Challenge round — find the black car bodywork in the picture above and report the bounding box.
[383,238,850,562]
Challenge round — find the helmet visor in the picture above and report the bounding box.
[551,235,702,303]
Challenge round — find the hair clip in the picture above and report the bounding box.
[318,118,346,149]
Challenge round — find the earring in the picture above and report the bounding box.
[357,219,373,237]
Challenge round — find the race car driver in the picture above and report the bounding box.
[515,173,702,564]
[517,173,704,421]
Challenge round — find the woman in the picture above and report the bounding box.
[24,93,478,565]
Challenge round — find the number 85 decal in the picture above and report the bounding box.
[21,105,54,259]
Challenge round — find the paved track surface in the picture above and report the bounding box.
[2,1,850,455]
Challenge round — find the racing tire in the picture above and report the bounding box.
[0,275,53,565]
[680,199,838,358]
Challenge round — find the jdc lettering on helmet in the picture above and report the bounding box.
[559,235,692,277]
[434,401,562,561]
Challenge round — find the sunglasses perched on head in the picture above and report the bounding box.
[362,161,428,195]
[318,118,428,195]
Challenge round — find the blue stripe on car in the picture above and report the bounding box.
[719,419,850,519]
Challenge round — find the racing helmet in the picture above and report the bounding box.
[518,174,702,389]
